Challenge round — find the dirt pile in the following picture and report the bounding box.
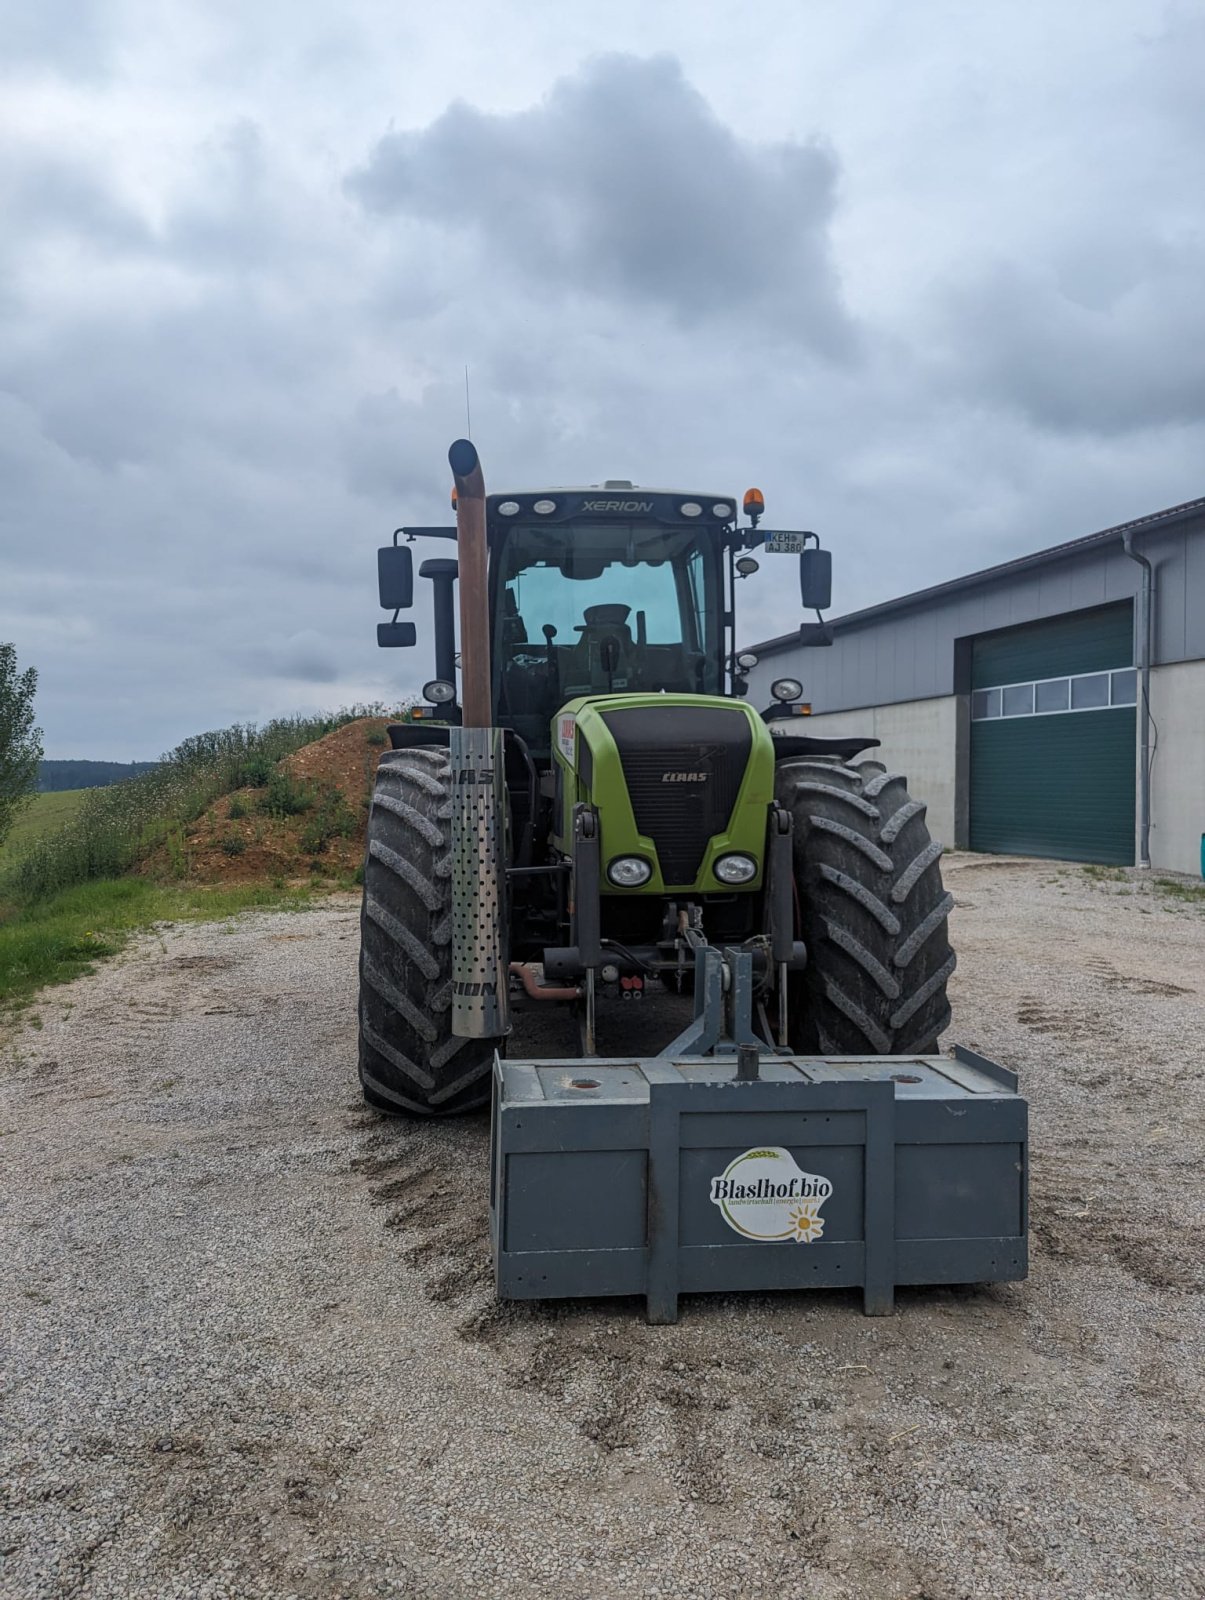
[147,716,392,884]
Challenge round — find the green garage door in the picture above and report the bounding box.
[969,604,1136,865]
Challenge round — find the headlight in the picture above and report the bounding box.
[607,856,652,888]
[423,679,456,704]
[714,853,757,885]
[771,677,804,702]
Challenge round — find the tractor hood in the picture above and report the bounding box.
[550,693,776,893]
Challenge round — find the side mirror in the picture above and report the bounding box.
[378,545,414,610]
[377,621,417,648]
[799,548,832,611]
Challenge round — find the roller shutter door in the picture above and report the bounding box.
[969,604,1136,865]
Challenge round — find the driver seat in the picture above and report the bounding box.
[566,604,636,691]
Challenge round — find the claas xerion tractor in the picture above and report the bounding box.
[358,440,955,1117]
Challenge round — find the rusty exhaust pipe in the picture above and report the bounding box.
[509,962,583,1003]
[446,439,509,1041]
[448,438,490,729]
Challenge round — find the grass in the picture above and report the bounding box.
[0,877,321,1015]
[1152,876,1205,905]
[3,708,388,902]
[0,790,90,868]
[1080,863,1205,908]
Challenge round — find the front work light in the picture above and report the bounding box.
[423,679,456,704]
[714,853,757,885]
[607,856,652,888]
[771,677,804,702]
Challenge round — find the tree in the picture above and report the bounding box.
[0,643,43,846]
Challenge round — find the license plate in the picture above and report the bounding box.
[764,532,806,554]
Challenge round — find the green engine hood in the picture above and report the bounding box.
[550,693,775,893]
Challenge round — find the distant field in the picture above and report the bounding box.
[0,789,89,866]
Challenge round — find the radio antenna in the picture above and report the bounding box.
[464,365,472,438]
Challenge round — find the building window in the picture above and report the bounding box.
[1070,672,1110,710]
[972,668,1136,720]
[1035,678,1070,713]
[1001,683,1034,717]
[1111,668,1137,705]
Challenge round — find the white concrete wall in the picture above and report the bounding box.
[1149,659,1205,876]
[788,696,960,847]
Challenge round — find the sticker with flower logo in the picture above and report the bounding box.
[709,1147,833,1243]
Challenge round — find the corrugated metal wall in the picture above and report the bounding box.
[745,519,1204,715]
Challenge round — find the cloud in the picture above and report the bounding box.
[0,11,1202,759]
[0,0,116,79]
[347,53,855,357]
[243,630,341,684]
[937,246,1205,435]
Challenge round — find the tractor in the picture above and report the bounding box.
[357,441,955,1118]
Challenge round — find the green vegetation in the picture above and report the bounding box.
[300,787,359,856]
[4,711,375,902]
[1153,876,1205,905]
[0,643,42,846]
[0,789,89,868]
[259,770,317,818]
[0,704,396,1015]
[366,729,388,747]
[0,878,317,1013]
[239,751,276,788]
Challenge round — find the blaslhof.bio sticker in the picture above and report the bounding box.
[709,1147,833,1243]
[556,714,576,764]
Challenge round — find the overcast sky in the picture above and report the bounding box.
[2,1,1202,758]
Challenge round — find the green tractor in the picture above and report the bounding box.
[359,441,954,1115]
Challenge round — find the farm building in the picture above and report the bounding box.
[743,498,1205,874]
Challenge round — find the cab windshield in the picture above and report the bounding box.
[491,521,723,751]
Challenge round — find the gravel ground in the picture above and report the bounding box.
[2,856,1203,1599]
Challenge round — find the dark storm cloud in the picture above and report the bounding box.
[347,54,854,356]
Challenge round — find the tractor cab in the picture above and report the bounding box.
[486,487,730,754]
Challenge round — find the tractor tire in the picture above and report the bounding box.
[775,757,955,1056]
[358,747,497,1116]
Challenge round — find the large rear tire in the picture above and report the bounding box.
[358,747,496,1115]
[775,758,955,1055]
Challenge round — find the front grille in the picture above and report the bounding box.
[601,706,752,885]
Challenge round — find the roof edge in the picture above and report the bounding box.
[744,495,1205,657]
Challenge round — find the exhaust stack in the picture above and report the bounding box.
[449,438,491,729]
[446,440,509,1041]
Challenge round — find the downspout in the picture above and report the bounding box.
[1122,530,1153,869]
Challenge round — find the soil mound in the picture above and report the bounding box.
[147,716,392,884]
